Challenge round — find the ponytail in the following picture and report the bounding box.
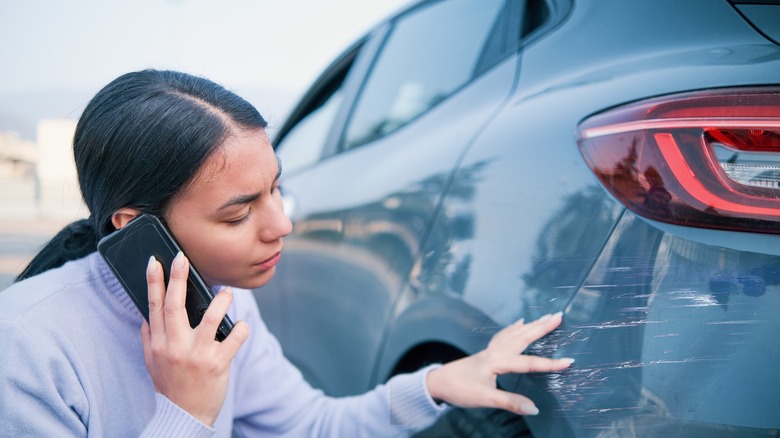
[15,218,97,282]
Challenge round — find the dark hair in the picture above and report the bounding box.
[16,69,267,281]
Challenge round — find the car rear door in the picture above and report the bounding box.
[258,0,525,396]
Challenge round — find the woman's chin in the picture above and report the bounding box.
[219,267,277,290]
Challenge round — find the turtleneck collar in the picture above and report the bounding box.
[88,251,228,324]
[89,252,144,323]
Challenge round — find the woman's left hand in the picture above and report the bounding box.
[425,312,573,416]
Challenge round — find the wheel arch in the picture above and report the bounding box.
[374,294,498,384]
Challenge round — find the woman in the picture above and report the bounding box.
[0,70,573,437]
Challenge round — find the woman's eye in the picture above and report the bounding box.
[226,209,252,226]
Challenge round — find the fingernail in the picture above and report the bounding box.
[147,255,158,274]
[538,313,553,322]
[560,357,575,365]
[522,402,539,416]
[173,251,185,269]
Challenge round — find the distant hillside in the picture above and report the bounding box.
[0,87,297,142]
[0,89,91,140]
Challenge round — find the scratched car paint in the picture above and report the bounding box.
[255,0,780,436]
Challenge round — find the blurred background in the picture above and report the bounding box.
[0,0,410,289]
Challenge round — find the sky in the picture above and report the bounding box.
[0,0,411,133]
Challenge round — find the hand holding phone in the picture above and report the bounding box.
[97,214,233,341]
[142,249,248,426]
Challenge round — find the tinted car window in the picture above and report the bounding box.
[276,87,344,175]
[342,0,505,150]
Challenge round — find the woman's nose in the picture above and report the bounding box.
[259,197,293,241]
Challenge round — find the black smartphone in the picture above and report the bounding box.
[97,214,233,341]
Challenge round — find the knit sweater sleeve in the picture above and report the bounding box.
[229,290,449,437]
[138,394,214,438]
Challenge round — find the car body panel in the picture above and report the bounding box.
[518,213,780,436]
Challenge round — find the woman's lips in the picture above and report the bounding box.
[254,251,281,270]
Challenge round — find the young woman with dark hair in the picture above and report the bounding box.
[0,69,572,437]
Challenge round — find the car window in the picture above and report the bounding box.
[341,0,506,150]
[274,40,360,175]
[276,87,344,175]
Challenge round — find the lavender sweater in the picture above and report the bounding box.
[0,253,446,437]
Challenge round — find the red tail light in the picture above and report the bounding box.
[577,88,780,234]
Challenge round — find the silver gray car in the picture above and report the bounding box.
[257,0,780,436]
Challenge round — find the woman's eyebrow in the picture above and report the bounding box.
[218,157,281,211]
[217,193,260,211]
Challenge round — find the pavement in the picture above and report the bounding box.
[0,174,83,290]
[0,218,69,290]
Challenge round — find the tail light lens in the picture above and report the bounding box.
[577,88,780,234]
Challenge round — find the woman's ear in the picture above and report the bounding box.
[111,208,142,230]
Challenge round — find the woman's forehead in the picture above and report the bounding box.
[209,129,272,171]
[182,129,276,198]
